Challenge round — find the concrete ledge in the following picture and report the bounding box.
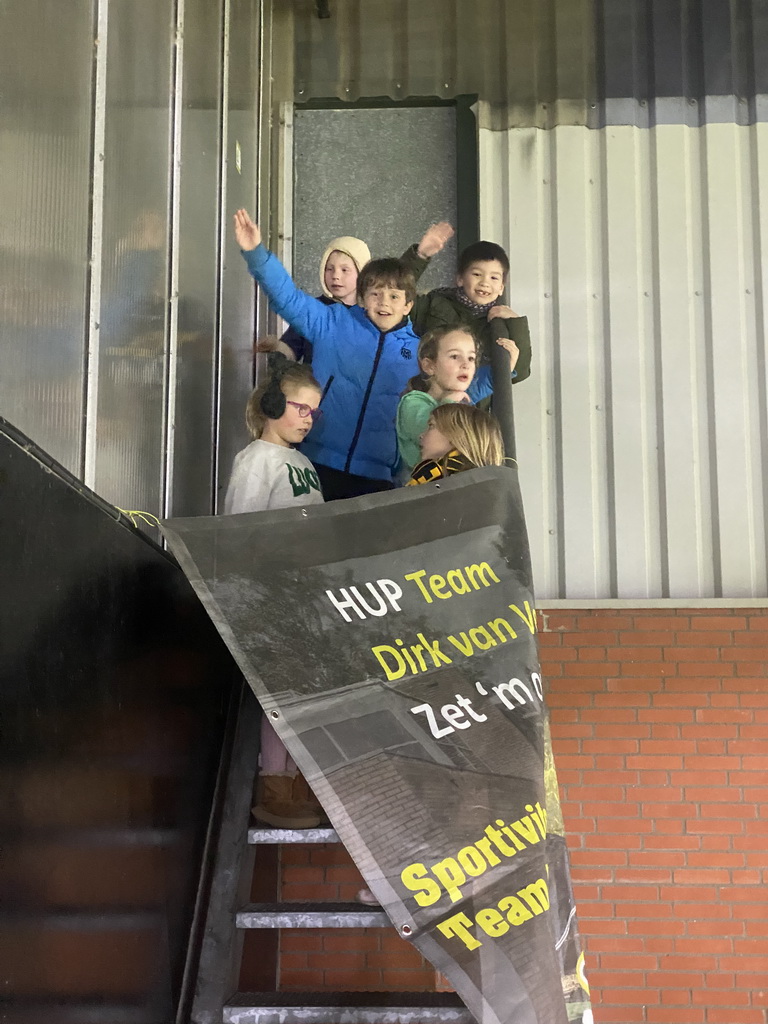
[539,598,768,609]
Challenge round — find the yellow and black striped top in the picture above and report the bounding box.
[406,450,476,486]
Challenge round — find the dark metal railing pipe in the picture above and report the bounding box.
[489,315,516,463]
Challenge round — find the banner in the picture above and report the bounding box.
[162,467,591,1024]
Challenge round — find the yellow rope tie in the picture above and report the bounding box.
[116,508,162,529]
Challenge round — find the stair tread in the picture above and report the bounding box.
[0,908,162,930]
[236,902,389,928]
[241,902,385,912]
[4,826,179,848]
[228,993,465,1007]
[224,991,471,1024]
[0,999,153,1024]
[248,826,340,844]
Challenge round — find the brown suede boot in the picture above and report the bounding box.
[252,774,322,829]
[292,773,330,826]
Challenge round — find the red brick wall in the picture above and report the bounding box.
[249,606,767,1023]
[277,844,438,992]
[544,606,768,1024]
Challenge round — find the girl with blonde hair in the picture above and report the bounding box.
[407,403,505,486]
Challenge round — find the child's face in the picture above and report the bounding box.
[456,259,506,305]
[419,418,453,463]
[262,385,321,448]
[421,331,477,396]
[324,250,358,305]
[361,282,413,331]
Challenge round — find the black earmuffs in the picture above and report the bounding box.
[259,374,287,419]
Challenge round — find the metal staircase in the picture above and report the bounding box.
[188,688,470,1024]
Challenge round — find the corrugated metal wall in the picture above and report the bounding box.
[288,0,768,600]
[0,0,265,519]
[291,0,768,128]
[480,122,768,600]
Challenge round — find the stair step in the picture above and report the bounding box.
[224,991,471,1024]
[248,827,340,845]
[4,826,179,848]
[0,1000,152,1024]
[0,908,161,931]
[236,902,389,929]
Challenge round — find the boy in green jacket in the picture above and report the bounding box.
[410,240,531,384]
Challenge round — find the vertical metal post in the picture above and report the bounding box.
[162,0,186,519]
[211,0,231,515]
[489,315,516,463]
[82,0,109,489]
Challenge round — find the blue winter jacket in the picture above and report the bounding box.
[243,245,419,481]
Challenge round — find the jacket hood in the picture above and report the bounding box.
[319,236,371,298]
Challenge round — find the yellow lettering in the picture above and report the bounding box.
[469,626,496,650]
[499,895,533,926]
[403,569,431,603]
[465,562,500,590]
[400,863,441,907]
[457,846,487,878]
[508,600,537,634]
[432,857,466,903]
[446,568,470,595]
[372,645,406,681]
[517,878,550,913]
[429,573,452,599]
[488,617,517,643]
[476,908,509,939]
[437,912,482,951]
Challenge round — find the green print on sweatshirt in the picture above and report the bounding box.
[286,463,321,497]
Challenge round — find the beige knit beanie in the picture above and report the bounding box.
[318,236,372,298]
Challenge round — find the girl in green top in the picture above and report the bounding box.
[395,324,518,472]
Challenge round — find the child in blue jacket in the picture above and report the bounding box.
[234,208,421,500]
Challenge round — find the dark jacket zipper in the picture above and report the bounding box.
[344,333,386,473]
[319,374,334,405]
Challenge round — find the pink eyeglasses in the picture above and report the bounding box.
[286,400,323,421]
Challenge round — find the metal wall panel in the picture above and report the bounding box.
[1,0,262,526]
[290,0,768,128]
[216,0,261,510]
[479,122,768,599]
[0,0,94,474]
[291,106,457,295]
[173,0,224,516]
[291,0,594,128]
[93,0,174,514]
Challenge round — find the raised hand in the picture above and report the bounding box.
[496,337,520,371]
[416,221,455,259]
[488,304,520,320]
[234,208,261,251]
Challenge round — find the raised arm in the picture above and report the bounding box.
[399,222,454,287]
[234,209,337,342]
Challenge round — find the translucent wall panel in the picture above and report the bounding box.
[480,122,768,600]
[0,0,94,474]
[172,0,223,516]
[216,0,260,509]
[93,0,174,513]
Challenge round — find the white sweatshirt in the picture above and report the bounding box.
[223,439,324,513]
